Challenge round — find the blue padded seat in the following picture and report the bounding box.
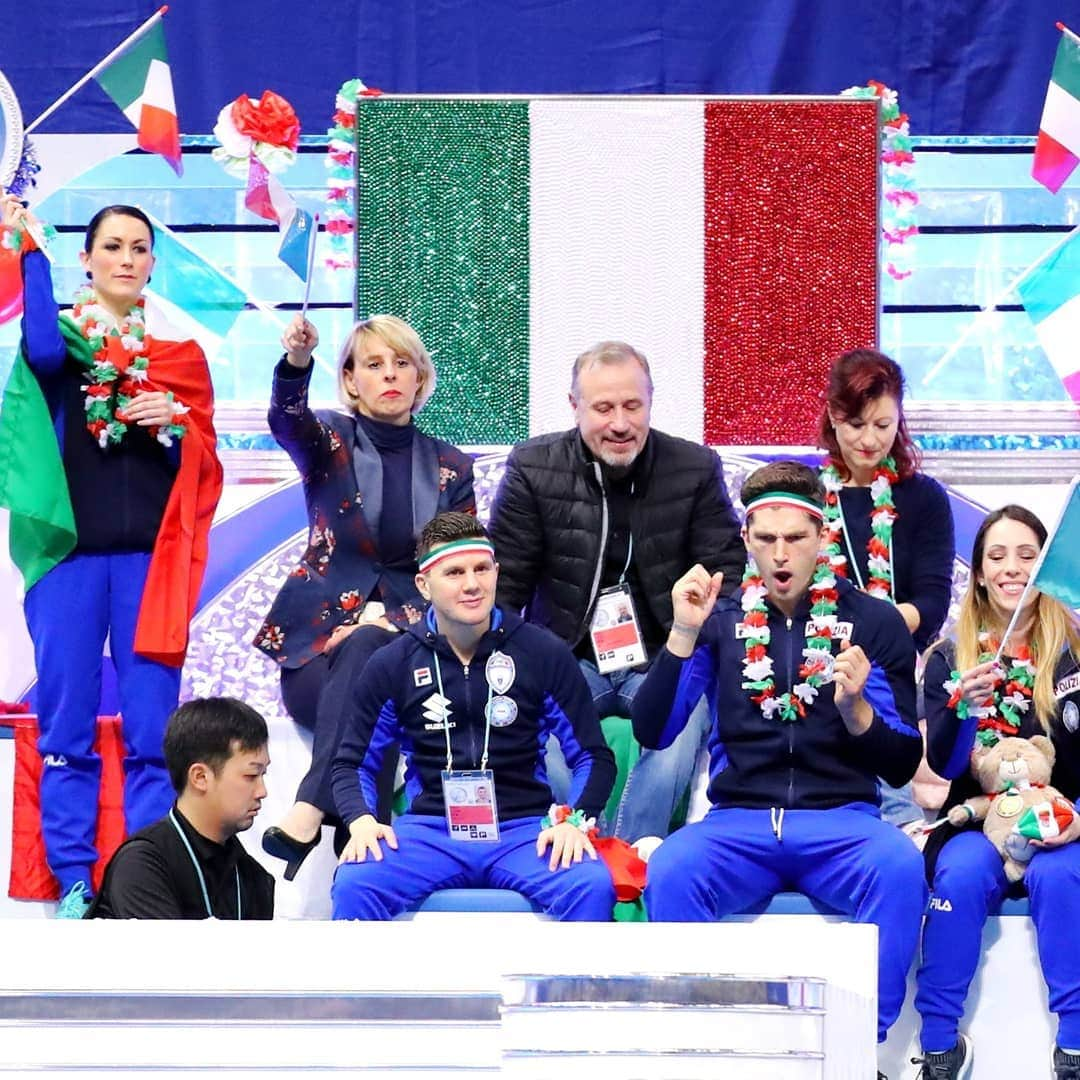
[413,889,543,914]
[747,891,1031,918]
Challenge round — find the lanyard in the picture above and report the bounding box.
[432,650,493,772]
[615,480,636,585]
[834,489,895,600]
[169,809,241,920]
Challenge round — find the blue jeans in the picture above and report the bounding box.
[546,660,710,841]
[879,780,922,826]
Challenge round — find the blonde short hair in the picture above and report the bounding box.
[336,315,437,414]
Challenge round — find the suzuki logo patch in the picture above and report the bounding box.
[422,693,453,729]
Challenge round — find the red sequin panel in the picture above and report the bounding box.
[704,101,879,446]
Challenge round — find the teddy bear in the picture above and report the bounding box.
[947,735,1076,883]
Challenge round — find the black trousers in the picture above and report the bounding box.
[280,626,398,823]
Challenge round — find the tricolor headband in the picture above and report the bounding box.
[418,537,496,574]
[743,491,825,522]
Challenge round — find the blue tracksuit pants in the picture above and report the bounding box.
[24,551,181,895]
[331,814,615,921]
[645,804,927,1042]
[916,829,1080,1052]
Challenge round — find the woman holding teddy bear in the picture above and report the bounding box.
[913,504,1080,1080]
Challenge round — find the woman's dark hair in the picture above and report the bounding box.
[163,697,268,793]
[84,204,156,252]
[818,348,919,481]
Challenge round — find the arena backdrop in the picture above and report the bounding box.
[0,0,1070,139]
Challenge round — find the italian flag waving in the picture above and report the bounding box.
[95,18,182,176]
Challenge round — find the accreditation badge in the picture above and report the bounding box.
[589,584,647,674]
[442,769,500,842]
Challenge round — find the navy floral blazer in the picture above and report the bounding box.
[253,362,475,670]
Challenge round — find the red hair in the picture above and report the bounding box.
[817,348,920,481]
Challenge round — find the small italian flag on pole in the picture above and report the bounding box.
[95,8,182,176]
[1033,23,1080,194]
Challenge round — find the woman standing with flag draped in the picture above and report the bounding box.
[0,194,222,917]
[912,505,1080,1080]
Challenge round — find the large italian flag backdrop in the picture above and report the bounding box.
[355,96,879,447]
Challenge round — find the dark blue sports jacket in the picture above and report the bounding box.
[632,577,920,811]
[332,606,616,824]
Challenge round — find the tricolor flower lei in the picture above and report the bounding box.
[943,633,1035,747]
[740,556,839,723]
[541,804,596,834]
[821,457,898,603]
[73,287,187,449]
[0,219,56,255]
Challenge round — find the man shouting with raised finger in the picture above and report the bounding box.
[631,460,926,1058]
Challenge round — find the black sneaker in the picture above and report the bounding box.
[911,1034,973,1080]
[1054,1046,1080,1080]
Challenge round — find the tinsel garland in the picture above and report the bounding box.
[7,136,40,199]
[323,78,381,270]
[841,80,918,280]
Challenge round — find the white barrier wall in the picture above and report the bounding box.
[0,919,877,1079]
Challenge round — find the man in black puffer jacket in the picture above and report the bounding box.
[488,341,744,842]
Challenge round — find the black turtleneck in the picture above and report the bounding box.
[357,413,415,573]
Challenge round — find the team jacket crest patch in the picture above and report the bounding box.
[485,650,516,694]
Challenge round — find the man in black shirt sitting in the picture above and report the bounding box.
[88,698,274,919]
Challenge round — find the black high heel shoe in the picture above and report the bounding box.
[262,826,321,881]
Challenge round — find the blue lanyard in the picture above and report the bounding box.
[169,809,241,920]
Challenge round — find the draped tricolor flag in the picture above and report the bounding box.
[353,96,880,447]
[1033,26,1080,194]
[95,17,182,176]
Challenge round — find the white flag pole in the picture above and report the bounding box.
[921,225,1080,387]
[300,213,320,322]
[1058,22,1080,46]
[24,6,170,134]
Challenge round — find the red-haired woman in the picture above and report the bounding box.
[818,348,955,824]
[819,348,954,652]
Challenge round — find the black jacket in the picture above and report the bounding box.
[488,428,744,652]
[87,807,274,920]
[921,639,1080,879]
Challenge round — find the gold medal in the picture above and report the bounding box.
[996,790,1024,818]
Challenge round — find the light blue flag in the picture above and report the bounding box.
[278,206,315,281]
[142,211,249,339]
[1033,476,1080,609]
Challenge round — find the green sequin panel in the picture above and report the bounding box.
[356,99,530,444]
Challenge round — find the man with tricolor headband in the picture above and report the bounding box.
[632,460,926,1059]
[330,512,616,920]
